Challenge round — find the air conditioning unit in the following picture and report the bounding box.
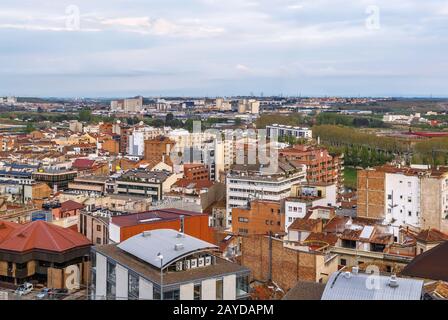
[190,259,198,269]
[198,257,205,268]
[205,256,212,266]
[184,260,191,270]
[176,261,183,271]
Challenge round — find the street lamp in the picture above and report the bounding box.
[157,252,164,300]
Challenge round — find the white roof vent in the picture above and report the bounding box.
[352,266,359,275]
[142,231,151,237]
[343,271,352,279]
[389,274,399,288]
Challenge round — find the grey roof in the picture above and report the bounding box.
[283,281,326,300]
[117,229,218,269]
[321,271,424,300]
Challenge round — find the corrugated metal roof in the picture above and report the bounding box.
[117,229,218,269]
[321,271,423,300]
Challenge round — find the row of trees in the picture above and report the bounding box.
[313,125,407,154]
[315,113,389,128]
[343,145,393,168]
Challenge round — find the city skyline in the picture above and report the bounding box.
[0,0,447,97]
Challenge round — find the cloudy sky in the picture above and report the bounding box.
[0,0,447,97]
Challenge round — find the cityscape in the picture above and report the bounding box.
[0,0,447,311]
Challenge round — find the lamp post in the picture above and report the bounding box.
[157,252,164,300]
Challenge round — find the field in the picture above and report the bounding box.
[343,167,358,190]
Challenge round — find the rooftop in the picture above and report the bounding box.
[322,271,423,300]
[117,229,218,269]
[111,208,206,227]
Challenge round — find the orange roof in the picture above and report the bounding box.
[416,229,448,243]
[0,220,90,253]
[0,221,21,243]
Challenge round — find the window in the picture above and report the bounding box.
[97,225,102,232]
[128,273,139,300]
[216,279,223,300]
[340,259,347,266]
[236,275,249,297]
[164,289,180,300]
[194,284,201,300]
[408,211,412,216]
[387,194,392,200]
[96,237,101,244]
[408,182,412,188]
[107,261,116,281]
[408,197,412,203]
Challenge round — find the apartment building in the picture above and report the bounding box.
[279,145,344,194]
[226,163,307,228]
[357,165,448,235]
[232,200,284,236]
[128,127,169,156]
[143,136,175,164]
[92,229,250,300]
[284,183,338,230]
[115,169,178,202]
[266,124,313,140]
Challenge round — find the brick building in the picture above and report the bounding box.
[183,163,209,180]
[144,136,175,165]
[109,208,214,243]
[232,200,284,236]
[357,168,386,219]
[279,145,344,194]
[241,235,338,291]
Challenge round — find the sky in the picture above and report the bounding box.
[0,0,447,98]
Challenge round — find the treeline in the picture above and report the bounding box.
[343,145,393,168]
[313,125,407,153]
[255,113,309,129]
[315,113,389,128]
[412,138,448,165]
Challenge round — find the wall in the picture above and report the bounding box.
[241,235,332,291]
[357,169,385,219]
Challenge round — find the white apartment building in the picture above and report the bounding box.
[266,124,313,140]
[284,183,337,230]
[384,172,421,238]
[226,167,307,228]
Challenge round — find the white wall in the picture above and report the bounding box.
[223,274,236,300]
[385,173,421,236]
[109,223,121,243]
[285,201,307,230]
[115,264,128,300]
[201,279,216,300]
[138,277,153,300]
[95,253,107,300]
[180,283,194,300]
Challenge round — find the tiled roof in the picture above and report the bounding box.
[72,158,95,169]
[0,220,90,253]
[415,229,448,243]
[60,200,84,212]
[402,241,448,281]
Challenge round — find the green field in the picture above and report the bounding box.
[344,167,358,190]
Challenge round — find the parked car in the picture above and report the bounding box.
[14,283,33,296]
[36,288,53,300]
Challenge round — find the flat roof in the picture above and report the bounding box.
[111,208,206,227]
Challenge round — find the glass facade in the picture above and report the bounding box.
[128,272,139,300]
